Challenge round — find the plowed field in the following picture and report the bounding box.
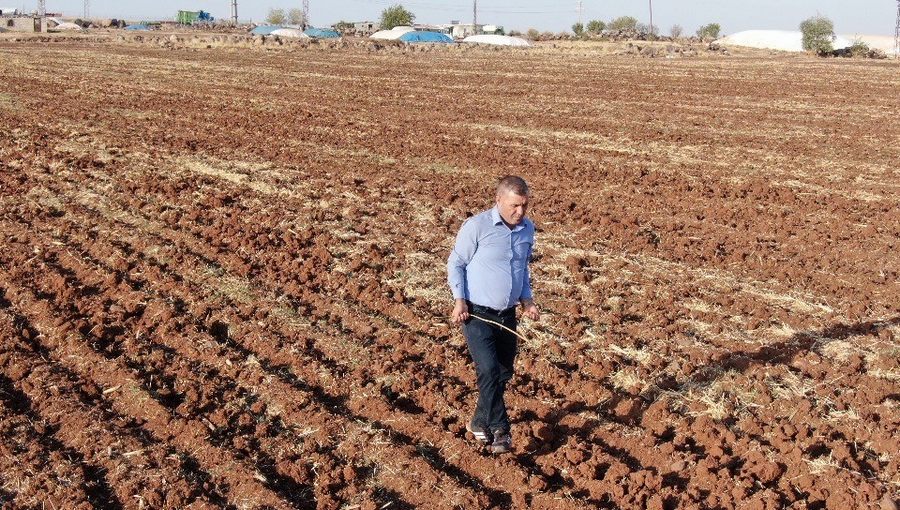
[1,39,898,510]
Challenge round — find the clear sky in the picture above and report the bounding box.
[25,0,898,35]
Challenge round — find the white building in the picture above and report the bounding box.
[411,22,503,39]
[448,23,503,38]
[352,20,379,35]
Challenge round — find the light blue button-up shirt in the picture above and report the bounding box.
[447,206,535,311]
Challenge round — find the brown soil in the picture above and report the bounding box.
[0,37,897,510]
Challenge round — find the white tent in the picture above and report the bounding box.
[45,16,83,31]
[370,26,415,40]
[462,34,532,47]
[715,30,860,52]
[271,28,309,39]
[50,22,84,31]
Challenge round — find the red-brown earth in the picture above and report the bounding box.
[0,36,898,509]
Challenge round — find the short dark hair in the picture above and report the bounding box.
[497,175,529,197]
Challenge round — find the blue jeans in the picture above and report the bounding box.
[463,304,517,433]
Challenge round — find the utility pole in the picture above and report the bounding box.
[37,0,45,16]
[83,0,88,19]
[894,0,900,58]
[577,0,583,26]
[231,0,238,25]
[648,0,654,37]
[473,0,477,27]
[302,0,309,27]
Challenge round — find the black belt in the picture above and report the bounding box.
[468,302,516,318]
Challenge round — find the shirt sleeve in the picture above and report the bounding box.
[520,237,533,301]
[447,218,477,300]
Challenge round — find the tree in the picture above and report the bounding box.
[287,8,305,26]
[265,8,285,25]
[696,23,720,39]
[670,24,683,39]
[799,15,835,54]
[586,19,605,34]
[379,4,414,30]
[571,22,584,36]
[526,28,540,40]
[608,16,638,31]
[848,38,869,57]
[636,23,658,36]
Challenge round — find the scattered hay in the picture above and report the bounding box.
[183,158,288,196]
[826,407,861,422]
[669,370,763,421]
[766,370,815,400]
[0,91,20,111]
[818,339,858,363]
[805,453,840,475]
[608,368,650,394]
[869,369,900,382]
[607,344,652,365]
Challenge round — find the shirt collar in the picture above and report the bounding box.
[492,206,526,232]
[491,206,503,225]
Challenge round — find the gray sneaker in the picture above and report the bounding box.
[466,420,492,445]
[489,429,512,454]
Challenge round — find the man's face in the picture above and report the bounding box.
[496,190,529,226]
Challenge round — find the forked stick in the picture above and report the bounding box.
[468,313,530,343]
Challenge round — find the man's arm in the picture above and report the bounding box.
[447,219,477,324]
[520,233,540,321]
[521,263,533,301]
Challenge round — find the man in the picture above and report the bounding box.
[447,175,540,454]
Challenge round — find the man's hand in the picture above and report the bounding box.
[451,299,469,324]
[521,299,540,321]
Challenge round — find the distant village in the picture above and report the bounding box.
[0,5,504,39]
[2,4,893,55]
